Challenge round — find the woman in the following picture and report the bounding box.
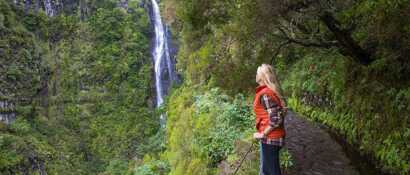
[253,64,286,175]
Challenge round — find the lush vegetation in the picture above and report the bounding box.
[157,0,409,174]
[165,87,253,174]
[1,0,409,175]
[284,54,410,174]
[135,86,293,174]
[0,0,159,174]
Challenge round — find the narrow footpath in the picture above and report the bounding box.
[219,111,361,175]
[284,111,359,175]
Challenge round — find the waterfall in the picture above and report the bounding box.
[164,26,174,83]
[0,113,16,124]
[0,100,16,125]
[43,0,55,16]
[150,0,177,125]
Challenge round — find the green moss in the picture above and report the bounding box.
[164,0,410,174]
[162,85,251,173]
[285,54,410,174]
[1,0,155,174]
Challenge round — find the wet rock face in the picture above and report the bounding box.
[14,0,132,17]
[301,91,333,108]
[13,0,79,16]
[0,100,16,124]
[118,0,128,9]
[149,0,179,108]
[2,0,49,124]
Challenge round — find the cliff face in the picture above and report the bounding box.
[13,0,130,17]
[14,0,65,16]
[1,0,46,126]
[1,0,139,126]
[0,101,16,124]
[1,1,158,174]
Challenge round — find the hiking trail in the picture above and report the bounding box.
[219,111,360,175]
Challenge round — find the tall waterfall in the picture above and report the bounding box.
[150,0,177,125]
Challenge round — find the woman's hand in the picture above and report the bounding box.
[253,132,265,139]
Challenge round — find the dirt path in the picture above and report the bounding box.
[218,111,360,175]
[284,111,359,175]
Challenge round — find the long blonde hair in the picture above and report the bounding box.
[256,64,286,106]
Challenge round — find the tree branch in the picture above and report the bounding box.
[271,41,291,65]
[319,11,373,65]
[275,26,337,48]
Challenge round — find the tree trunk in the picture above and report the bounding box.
[320,12,373,65]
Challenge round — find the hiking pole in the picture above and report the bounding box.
[232,142,256,175]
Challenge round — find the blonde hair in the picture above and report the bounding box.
[256,64,286,106]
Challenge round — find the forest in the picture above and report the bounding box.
[0,0,409,175]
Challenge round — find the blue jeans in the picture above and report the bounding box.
[259,142,282,175]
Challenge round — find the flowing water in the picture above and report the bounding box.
[43,0,55,16]
[0,100,16,125]
[150,0,176,126]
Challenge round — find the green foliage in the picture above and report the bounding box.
[168,0,272,94]
[1,0,156,174]
[2,0,410,174]
[82,6,155,166]
[164,86,254,174]
[279,148,294,170]
[133,155,170,175]
[193,88,254,165]
[285,53,410,174]
[0,0,46,101]
[162,85,294,175]
[103,159,130,175]
[166,0,410,174]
